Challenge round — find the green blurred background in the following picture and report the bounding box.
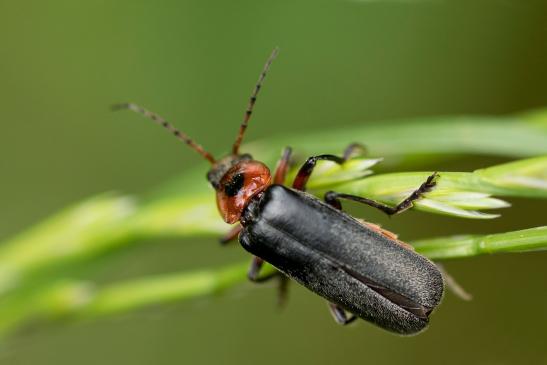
[1,1,546,364]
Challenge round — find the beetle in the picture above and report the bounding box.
[113,48,444,335]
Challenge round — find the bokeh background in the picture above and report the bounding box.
[1,1,546,364]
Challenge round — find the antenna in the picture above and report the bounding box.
[232,47,279,155]
[112,103,216,164]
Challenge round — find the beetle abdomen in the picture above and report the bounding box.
[240,185,444,335]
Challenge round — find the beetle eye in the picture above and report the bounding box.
[224,173,245,197]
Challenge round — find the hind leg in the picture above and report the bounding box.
[328,303,357,325]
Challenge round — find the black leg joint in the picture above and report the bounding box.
[324,191,342,210]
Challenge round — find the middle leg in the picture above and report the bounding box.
[324,172,439,216]
[292,142,366,191]
[248,256,290,307]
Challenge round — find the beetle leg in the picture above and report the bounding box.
[325,186,416,250]
[324,172,439,216]
[293,154,345,191]
[342,142,367,161]
[277,274,290,308]
[247,256,278,282]
[328,303,357,325]
[436,263,473,301]
[292,143,367,191]
[248,256,267,281]
[273,147,293,184]
[248,256,291,307]
[219,224,243,245]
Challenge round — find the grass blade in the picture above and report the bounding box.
[1,226,544,337]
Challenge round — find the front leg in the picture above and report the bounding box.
[219,224,242,245]
[273,147,293,184]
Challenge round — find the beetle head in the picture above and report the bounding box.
[209,155,271,223]
[115,48,278,225]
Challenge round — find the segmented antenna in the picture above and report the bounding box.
[232,47,279,155]
[112,103,216,164]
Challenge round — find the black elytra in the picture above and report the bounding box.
[240,185,444,335]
